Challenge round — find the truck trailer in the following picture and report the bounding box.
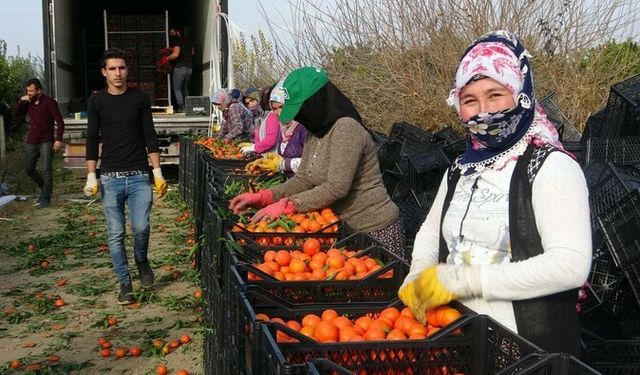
[41,0,228,171]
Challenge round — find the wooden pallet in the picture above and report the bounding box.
[151,105,174,115]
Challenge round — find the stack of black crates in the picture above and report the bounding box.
[376,121,463,257]
[105,13,170,106]
[179,128,600,372]
[576,74,640,374]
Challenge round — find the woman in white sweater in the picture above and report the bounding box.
[398,30,591,356]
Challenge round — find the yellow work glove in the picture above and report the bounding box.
[152,168,167,199]
[404,264,482,323]
[398,280,427,324]
[260,152,283,172]
[415,266,458,311]
[246,153,283,173]
[83,172,99,197]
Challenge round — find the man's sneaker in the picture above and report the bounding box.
[37,197,50,208]
[137,262,155,288]
[117,282,135,305]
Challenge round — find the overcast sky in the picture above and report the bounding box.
[0,0,284,58]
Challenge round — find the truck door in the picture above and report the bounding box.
[44,0,58,97]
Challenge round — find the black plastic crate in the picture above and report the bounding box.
[599,189,640,268]
[585,244,623,312]
[498,352,600,375]
[230,233,408,306]
[432,126,464,146]
[152,14,166,30]
[179,136,198,206]
[203,276,248,375]
[588,162,640,231]
[230,231,383,266]
[582,161,609,190]
[202,201,232,286]
[205,151,256,170]
[106,15,120,31]
[192,149,209,241]
[227,222,343,252]
[253,312,544,375]
[407,147,450,191]
[582,330,640,375]
[377,140,408,176]
[539,92,583,142]
[378,122,436,176]
[306,358,353,374]
[585,136,640,165]
[598,188,640,309]
[370,130,389,146]
[563,141,584,165]
[580,279,640,340]
[389,121,433,145]
[391,185,433,243]
[186,96,212,117]
[208,164,287,204]
[598,74,640,138]
[203,282,221,375]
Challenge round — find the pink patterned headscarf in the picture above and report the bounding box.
[446,30,566,172]
[450,42,524,112]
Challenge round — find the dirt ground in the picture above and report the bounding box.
[0,153,204,374]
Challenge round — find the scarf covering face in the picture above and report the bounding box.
[294,81,363,137]
[447,30,564,175]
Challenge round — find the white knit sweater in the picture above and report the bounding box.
[406,151,592,332]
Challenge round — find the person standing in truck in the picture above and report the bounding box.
[161,26,194,113]
[83,48,168,305]
[11,78,65,208]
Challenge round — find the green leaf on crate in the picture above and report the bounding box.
[188,240,201,258]
[220,237,244,255]
[375,258,385,267]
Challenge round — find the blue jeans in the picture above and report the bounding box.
[172,66,192,107]
[100,173,153,285]
[24,142,53,199]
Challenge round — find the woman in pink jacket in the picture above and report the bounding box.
[240,83,284,155]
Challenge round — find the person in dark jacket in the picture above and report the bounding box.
[163,26,194,112]
[12,78,65,208]
[398,30,591,356]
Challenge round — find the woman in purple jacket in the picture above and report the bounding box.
[247,82,308,176]
[275,120,307,175]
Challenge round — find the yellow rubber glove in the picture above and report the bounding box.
[152,168,167,199]
[415,266,458,311]
[414,264,482,314]
[83,172,99,197]
[261,152,283,172]
[398,280,427,324]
